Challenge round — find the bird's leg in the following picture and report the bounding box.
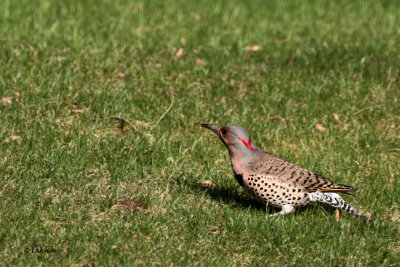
[269,204,294,216]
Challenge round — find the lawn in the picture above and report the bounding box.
[1,0,399,265]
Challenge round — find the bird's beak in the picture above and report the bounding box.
[201,124,220,135]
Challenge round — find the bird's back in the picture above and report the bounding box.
[248,151,356,193]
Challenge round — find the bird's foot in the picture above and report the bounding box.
[269,205,294,216]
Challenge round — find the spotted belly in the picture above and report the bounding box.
[238,173,310,207]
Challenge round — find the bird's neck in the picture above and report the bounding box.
[228,146,259,175]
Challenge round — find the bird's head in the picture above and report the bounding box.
[201,124,259,155]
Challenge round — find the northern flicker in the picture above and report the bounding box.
[201,123,366,218]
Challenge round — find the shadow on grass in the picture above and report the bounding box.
[188,181,346,217]
[188,181,280,214]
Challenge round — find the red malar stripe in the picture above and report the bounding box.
[238,137,259,150]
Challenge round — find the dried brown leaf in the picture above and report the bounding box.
[287,54,293,64]
[14,92,20,102]
[174,48,183,60]
[201,180,213,187]
[208,226,222,235]
[74,107,90,115]
[335,209,340,222]
[56,56,65,62]
[180,37,187,46]
[190,13,200,21]
[215,159,224,165]
[333,113,339,121]
[342,123,350,130]
[58,120,73,127]
[4,136,21,143]
[92,133,100,139]
[245,45,262,52]
[113,128,123,138]
[315,124,326,132]
[114,198,144,212]
[391,210,400,223]
[391,243,400,254]
[145,133,155,145]
[69,103,78,109]
[196,58,205,66]
[13,49,20,57]
[1,97,12,105]
[238,83,247,100]
[10,136,21,141]
[288,144,298,152]
[145,205,166,215]
[135,120,150,127]
[387,69,392,80]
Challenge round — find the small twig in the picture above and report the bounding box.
[386,80,393,91]
[183,138,201,155]
[352,104,385,117]
[109,116,136,131]
[104,116,136,132]
[148,93,175,134]
[20,39,35,51]
[343,104,384,123]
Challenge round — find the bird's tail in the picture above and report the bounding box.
[318,184,357,193]
[309,191,366,218]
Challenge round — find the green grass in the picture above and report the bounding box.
[1,0,400,265]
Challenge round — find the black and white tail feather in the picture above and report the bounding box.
[309,191,368,219]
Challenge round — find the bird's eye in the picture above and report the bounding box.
[221,129,227,135]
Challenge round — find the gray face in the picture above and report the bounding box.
[202,124,259,151]
[225,124,250,140]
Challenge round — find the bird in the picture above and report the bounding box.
[201,123,366,218]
